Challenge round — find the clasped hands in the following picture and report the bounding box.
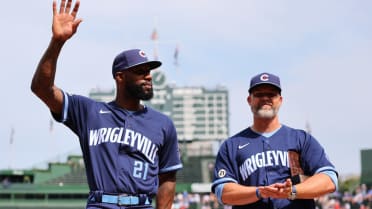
[257,178,293,199]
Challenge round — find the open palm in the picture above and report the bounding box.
[52,0,82,41]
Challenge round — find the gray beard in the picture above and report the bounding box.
[251,105,279,119]
[256,109,277,118]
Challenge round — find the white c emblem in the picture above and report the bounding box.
[260,74,269,81]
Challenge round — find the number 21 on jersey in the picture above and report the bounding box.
[133,160,149,180]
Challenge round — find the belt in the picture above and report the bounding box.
[92,192,152,206]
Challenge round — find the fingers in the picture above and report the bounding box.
[72,18,83,33]
[55,0,79,17]
[260,186,289,199]
[52,0,57,16]
[259,180,293,199]
[59,0,66,14]
[71,0,80,18]
[286,178,292,186]
[51,0,82,41]
[65,0,72,13]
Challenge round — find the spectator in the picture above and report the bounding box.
[1,177,11,189]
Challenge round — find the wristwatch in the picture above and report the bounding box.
[288,185,297,200]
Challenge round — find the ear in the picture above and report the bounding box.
[114,72,125,82]
[278,95,283,103]
[247,95,251,105]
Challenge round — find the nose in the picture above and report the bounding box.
[145,71,152,79]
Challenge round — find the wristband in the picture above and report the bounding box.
[288,185,297,200]
[255,187,262,199]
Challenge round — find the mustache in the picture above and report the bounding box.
[258,102,273,108]
[142,81,152,86]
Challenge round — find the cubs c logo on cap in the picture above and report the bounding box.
[260,74,269,81]
[249,72,281,93]
[139,50,147,58]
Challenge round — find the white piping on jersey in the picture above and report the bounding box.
[89,127,158,164]
[249,125,282,138]
[239,150,289,181]
[61,91,69,122]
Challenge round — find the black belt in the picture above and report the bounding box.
[89,191,152,206]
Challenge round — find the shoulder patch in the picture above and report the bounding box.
[218,169,226,178]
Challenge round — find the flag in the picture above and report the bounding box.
[150,28,159,60]
[151,28,158,41]
[9,127,15,145]
[49,118,54,133]
[174,45,179,66]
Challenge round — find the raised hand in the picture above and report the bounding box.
[52,0,83,42]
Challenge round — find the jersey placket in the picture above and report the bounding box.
[262,137,275,208]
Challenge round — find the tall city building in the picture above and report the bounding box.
[89,70,229,155]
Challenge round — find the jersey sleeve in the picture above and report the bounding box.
[51,91,92,137]
[51,91,69,123]
[158,118,183,174]
[299,131,338,176]
[211,140,238,193]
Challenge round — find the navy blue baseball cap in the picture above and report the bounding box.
[249,72,281,93]
[112,49,162,77]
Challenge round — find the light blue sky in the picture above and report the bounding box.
[1,0,371,177]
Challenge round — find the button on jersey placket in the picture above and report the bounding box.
[263,138,275,208]
[118,110,132,152]
[263,138,272,185]
[123,110,134,130]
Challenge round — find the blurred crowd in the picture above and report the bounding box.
[172,184,372,209]
[316,184,372,209]
[172,192,225,209]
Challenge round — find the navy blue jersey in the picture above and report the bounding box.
[53,92,182,196]
[211,125,337,209]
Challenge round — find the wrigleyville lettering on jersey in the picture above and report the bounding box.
[88,127,158,164]
[220,150,294,181]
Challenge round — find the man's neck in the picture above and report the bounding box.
[114,98,142,111]
[251,116,281,133]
